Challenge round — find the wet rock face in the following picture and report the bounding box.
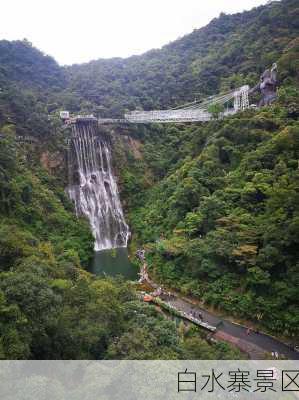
[67,121,130,251]
[40,151,64,173]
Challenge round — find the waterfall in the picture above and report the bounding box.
[67,121,130,251]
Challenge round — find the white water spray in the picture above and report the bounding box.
[67,121,130,251]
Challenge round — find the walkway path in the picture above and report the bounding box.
[137,259,298,360]
[164,294,298,360]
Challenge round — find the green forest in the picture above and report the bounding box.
[0,128,243,359]
[0,0,298,359]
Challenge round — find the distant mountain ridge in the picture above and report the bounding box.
[0,0,298,124]
[0,39,66,90]
[0,0,298,357]
[65,0,299,116]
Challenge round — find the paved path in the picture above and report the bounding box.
[137,258,298,359]
[163,295,298,360]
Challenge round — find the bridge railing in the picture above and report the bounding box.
[125,108,213,123]
[62,85,251,126]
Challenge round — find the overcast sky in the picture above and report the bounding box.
[1,0,269,65]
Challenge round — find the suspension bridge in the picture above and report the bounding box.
[62,85,252,125]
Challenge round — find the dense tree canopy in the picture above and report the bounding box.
[66,0,299,116]
[0,134,243,359]
[0,0,298,359]
[118,40,299,338]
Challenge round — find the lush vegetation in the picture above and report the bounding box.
[0,39,66,138]
[0,132,243,359]
[66,0,299,117]
[0,0,298,359]
[119,39,299,338]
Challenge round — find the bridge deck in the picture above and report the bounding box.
[124,108,236,123]
[65,85,249,125]
[66,109,237,125]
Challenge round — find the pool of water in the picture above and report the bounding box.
[89,247,138,280]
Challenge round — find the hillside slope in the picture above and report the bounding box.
[0,0,298,358]
[0,119,243,360]
[117,39,299,338]
[1,1,298,122]
[66,0,299,116]
[0,39,67,137]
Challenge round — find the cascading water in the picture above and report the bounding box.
[67,120,130,251]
